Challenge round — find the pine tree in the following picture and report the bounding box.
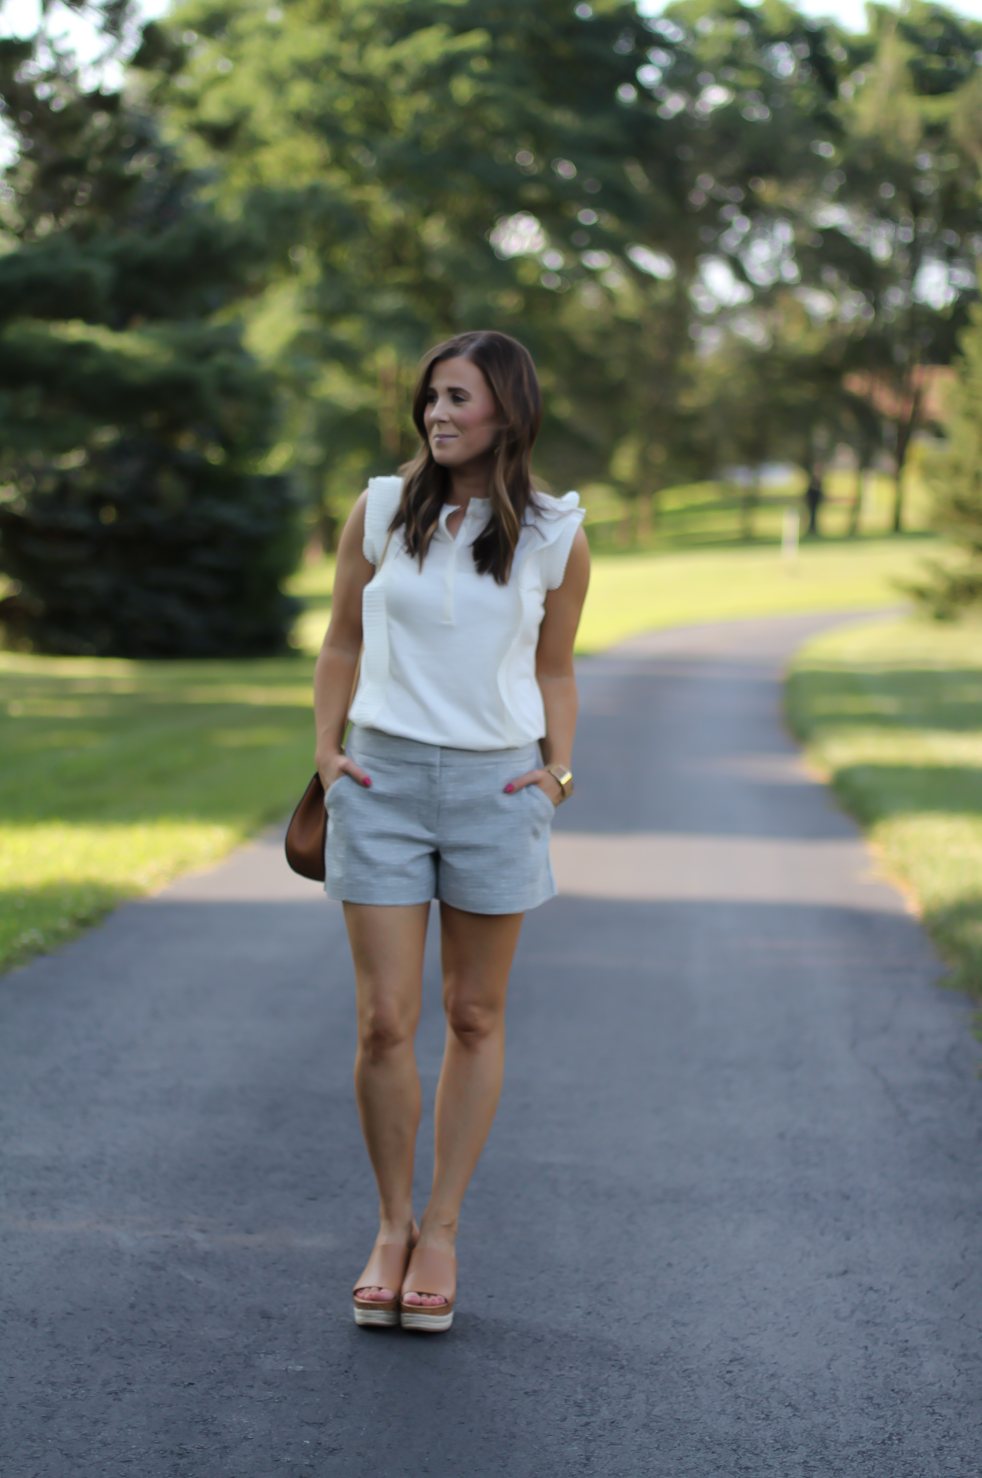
[0,17,302,656]
[915,304,982,616]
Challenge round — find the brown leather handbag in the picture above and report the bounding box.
[286,528,393,882]
[284,772,328,881]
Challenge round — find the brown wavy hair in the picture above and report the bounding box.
[393,331,543,585]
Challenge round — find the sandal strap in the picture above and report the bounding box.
[354,1241,411,1296]
[401,1246,456,1302]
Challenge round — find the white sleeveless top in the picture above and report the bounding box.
[349,476,585,750]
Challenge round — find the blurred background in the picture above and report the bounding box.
[2,0,982,974]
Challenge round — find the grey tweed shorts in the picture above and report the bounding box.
[324,726,557,914]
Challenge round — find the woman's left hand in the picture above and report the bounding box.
[503,768,563,806]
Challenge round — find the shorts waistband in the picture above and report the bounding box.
[347,726,538,768]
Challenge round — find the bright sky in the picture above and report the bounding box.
[794,0,982,24]
[2,0,982,69]
[637,0,982,27]
[0,0,170,77]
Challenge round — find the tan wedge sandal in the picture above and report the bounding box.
[399,1246,456,1333]
[352,1242,413,1328]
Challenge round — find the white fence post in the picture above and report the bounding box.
[861,470,876,523]
[781,507,800,563]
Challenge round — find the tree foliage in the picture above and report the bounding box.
[144,0,981,530]
[914,304,982,616]
[2,0,982,653]
[0,8,302,655]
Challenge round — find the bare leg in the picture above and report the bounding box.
[404,903,524,1307]
[344,901,430,1301]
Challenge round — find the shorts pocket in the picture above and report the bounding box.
[527,782,557,816]
[325,774,350,807]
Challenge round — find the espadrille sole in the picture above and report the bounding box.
[353,1303,399,1327]
[400,1305,454,1332]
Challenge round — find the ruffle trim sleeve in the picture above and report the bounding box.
[363,475,404,566]
[532,491,586,590]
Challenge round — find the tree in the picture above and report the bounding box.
[634,1,982,531]
[913,303,982,616]
[7,0,979,578]
[789,1,982,531]
[586,0,857,514]
[145,0,708,529]
[0,9,302,655]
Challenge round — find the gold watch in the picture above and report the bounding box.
[545,763,573,801]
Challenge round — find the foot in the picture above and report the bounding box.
[355,1221,418,1304]
[401,1225,456,1308]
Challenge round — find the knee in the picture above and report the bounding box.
[444,994,501,1049]
[358,1004,413,1062]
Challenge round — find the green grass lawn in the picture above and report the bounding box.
[787,617,982,1006]
[290,533,937,656]
[580,463,934,548]
[574,535,932,652]
[0,531,951,976]
[0,655,316,971]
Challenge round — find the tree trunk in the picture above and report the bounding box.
[377,356,406,458]
[848,463,864,537]
[892,376,922,535]
[892,444,909,534]
[318,502,339,553]
[740,481,759,542]
[636,491,653,544]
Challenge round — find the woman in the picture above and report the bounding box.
[314,330,589,1332]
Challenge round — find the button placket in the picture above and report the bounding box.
[439,504,458,625]
[438,499,488,626]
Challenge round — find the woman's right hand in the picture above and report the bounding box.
[316,747,372,792]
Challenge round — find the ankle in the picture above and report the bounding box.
[418,1210,458,1244]
[377,1209,416,1243]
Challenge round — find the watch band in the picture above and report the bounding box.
[545,763,573,800]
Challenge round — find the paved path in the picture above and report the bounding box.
[3,612,980,1478]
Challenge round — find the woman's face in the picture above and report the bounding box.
[423,356,502,469]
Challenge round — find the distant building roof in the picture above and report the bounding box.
[843,365,955,427]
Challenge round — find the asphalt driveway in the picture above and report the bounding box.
[2,611,979,1477]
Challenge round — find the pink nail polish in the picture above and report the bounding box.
[504,783,514,793]
[363,778,371,787]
